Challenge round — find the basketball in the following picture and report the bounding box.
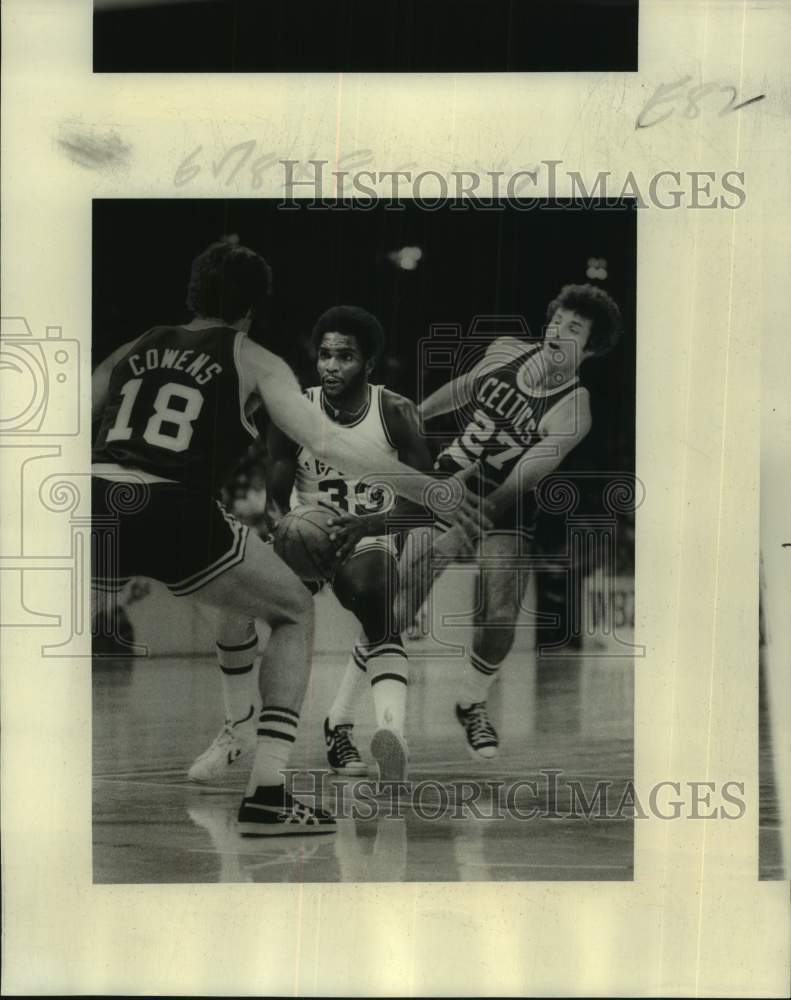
[273,504,339,583]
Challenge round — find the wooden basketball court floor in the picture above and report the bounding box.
[93,639,634,884]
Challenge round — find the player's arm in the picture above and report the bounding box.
[419,336,524,421]
[394,388,591,631]
[244,340,489,537]
[484,388,592,523]
[327,391,434,561]
[420,372,476,422]
[264,421,299,524]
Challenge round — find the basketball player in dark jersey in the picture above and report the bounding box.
[395,284,623,759]
[188,305,433,787]
[92,240,486,835]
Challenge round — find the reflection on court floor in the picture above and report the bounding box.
[93,649,633,883]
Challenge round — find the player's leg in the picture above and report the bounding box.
[320,616,370,775]
[455,531,530,760]
[333,545,409,783]
[214,614,260,726]
[186,612,261,783]
[195,533,334,834]
[393,524,445,635]
[92,477,332,832]
[191,588,327,783]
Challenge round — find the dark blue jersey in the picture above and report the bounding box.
[93,325,257,493]
[437,339,584,495]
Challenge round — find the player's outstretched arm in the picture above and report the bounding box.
[394,388,591,632]
[265,421,299,525]
[419,336,527,421]
[246,341,489,537]
[420,372,476,422]
[485,388,592,523]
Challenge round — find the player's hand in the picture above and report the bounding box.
[430,467,491,538]
[326,512,371,563]
[260,504,287,543]
[456,486,490,537]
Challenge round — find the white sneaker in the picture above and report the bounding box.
[188,721,256,784]
[370,728,409,785]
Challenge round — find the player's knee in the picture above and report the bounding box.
[335,576,369,615]
[216,615,256,648]
[275,578,315,626]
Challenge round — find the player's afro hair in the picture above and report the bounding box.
[186,239,273,324]
[311,305,386,364]
[546,283,623,357]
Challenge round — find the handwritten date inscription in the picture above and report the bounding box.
[636,77,765,129]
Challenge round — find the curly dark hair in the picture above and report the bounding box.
[310,305,386,363]
[186,239,272,324]
[545,283,623,357]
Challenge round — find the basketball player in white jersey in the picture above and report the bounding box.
[189,306,435,787]
[395,284,623,759]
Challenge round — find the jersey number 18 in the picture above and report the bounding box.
[105,379,204,452]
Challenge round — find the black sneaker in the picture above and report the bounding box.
[455,702,499,759]
[237,785,336,836]
[324,717,368,775]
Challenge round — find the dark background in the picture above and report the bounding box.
[93,199,635,476]
[94,198,637,625]
[94,0,638,73]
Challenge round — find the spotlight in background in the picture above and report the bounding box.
[586,256,608,280]
[388,246,423,272]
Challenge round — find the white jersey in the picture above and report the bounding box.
[294,384,398,518]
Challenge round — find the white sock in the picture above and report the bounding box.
[247,705,300,791]
[216,627,258,727]
[366,638,408,734]
[458,650,500,707]
[328,639,369,729]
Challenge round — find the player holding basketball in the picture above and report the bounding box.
[396,284,623,759]
[92,240,485,836]
[189,305,433,787]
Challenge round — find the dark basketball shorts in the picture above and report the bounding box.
[434,455,538,541]
[92,475,249,597]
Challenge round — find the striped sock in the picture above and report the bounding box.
[458,651,500,707]
[366,637,409,734]
[247,705,300,790]
[216,627,258,726]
